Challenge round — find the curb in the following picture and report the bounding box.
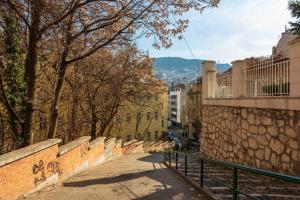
[163,161,219,200]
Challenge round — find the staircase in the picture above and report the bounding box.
[166,151,300,200]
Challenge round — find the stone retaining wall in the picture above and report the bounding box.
[0,137,174,200]
[201,105,300,175]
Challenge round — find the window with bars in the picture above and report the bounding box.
[146,112,151,121]
[155,112,158,120]
[146,132,151,141]
[126,113,131,123]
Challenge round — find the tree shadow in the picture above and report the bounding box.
[63,153,203,199]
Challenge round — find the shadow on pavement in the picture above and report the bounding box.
[63,153,204,199]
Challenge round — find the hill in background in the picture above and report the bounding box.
[153,57,230,85]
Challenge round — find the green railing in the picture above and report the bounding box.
[164,151,300,200]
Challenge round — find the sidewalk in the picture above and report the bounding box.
[26,153,209,200]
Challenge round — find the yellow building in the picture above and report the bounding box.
[187,78,202,139]
[113,82,168,142]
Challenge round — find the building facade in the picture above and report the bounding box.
[112,83,168,142]
[187,79,202,139]
[168,83,192,128]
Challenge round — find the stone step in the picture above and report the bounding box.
[170,153,300,199]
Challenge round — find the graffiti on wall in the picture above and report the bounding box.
[80,145,88,158]
[32,160,46,184]
[47,161,63,175]
[32,160,62,185]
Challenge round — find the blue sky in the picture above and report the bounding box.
[137,0,292,63]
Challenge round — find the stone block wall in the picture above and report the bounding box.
[0,137,173,200]
[201,105,300,175]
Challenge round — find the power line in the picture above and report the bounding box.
[182,34,201,75]
[171,13,201,80]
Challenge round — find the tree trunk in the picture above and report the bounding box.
[23,1,42,146]
[47,15,73,139]
[47,64,67,139]
[90,111,97,140]
[69,89,79,141]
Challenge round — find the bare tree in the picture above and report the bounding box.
[0,0,219,146]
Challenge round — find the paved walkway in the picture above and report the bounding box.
[26,153,208,200]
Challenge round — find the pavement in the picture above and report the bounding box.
[26,153,209,200]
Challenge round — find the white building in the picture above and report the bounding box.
[168,83,192,127]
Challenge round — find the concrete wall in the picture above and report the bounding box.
[0,137,174,200]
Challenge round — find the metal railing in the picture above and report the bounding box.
[164,151,300,200]
[247,58,290,97]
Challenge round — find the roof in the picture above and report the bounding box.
[272,31,298,58]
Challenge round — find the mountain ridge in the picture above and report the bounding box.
[153,57,230,84]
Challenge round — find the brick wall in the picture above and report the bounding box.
[0,137,174,200]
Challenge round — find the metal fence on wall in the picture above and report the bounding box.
[247,58,290,97]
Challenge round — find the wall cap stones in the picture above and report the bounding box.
[123,140,138,147]
[115,139,122,144]
[89,137,106,149]
[105,138,116,146]
[231,60,247,65]
[58,136,91,156]
[0,139,62,167]
[203,97,300,111]
[135,141,144,146]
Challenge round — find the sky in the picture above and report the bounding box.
[137,0,293,63]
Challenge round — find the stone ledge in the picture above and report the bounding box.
[203,97,300,111]
[135,141,144,146]
[58,136,91,156]
[0,139,61,167]
[105,138,116,145]
[144,142,154,147]
[89,137,106,149]
[123,140,137,147]
[115,139,123,144]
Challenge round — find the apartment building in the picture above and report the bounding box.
[112,82,168,142]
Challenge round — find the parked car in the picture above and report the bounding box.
[172,137,183,150]
[166,132,177,139]
[186,138,200,151]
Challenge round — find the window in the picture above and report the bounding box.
[171,102,176,105]
[162,117,165,128]
[126,113,131,123]
[137,113,142,121]
[146,132,151,141]
[155,95,158,101]
[171,95,177,99]
[154,131,158,141]
[39,117,47,131]
[126,135,131,141]
[154,112,158,120]
[147,112,151,121]
[161,101,164,109]
[116,115,121,123]
[146,93,151,101]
